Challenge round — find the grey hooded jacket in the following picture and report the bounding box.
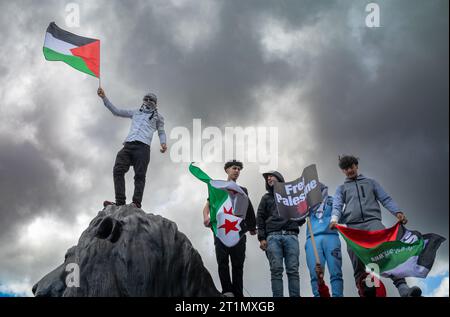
[331,174,401,224]
[102,96,166,146]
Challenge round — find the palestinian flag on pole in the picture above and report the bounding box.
[337,222,446,279]
[189,163,249,247]
[43,22,100,78]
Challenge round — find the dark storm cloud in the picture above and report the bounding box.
[0,0,127,240]
[0,1,81,237]
[299,0,449,242]
[92,0,337,126]
[0,139,60,236]
[0,0,447,296]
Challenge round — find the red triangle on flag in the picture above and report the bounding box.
[71,40,100,77]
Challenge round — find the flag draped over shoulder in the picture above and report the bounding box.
[189,163,249,247]
[337,222,446,278]
[43,22,100,77]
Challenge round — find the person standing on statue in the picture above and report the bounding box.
[97,87,167,209]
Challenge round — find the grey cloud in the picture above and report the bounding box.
[0,0,447,296]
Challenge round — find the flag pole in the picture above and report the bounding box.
[98,39,101,88]
[307,217,321,265]
[307,216,331,297]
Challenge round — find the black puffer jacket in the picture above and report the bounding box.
[256,171,303,241]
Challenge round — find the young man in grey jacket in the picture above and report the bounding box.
[329,155,422,297]
[97,87,167,209]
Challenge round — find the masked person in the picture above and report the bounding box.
[97,87,167,209]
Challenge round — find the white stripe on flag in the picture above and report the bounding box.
[44,32,77,56]
[210,180,246,195]
[216,198,242,247]
[381,256,430,278]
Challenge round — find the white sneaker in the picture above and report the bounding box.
[222,292,235,297]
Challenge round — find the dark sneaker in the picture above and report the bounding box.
[398,284,422,297]
[407,286,422,297]
[362,283,377,297]
[132,201,142,209]
[400,286,422,297]
[103,201,126,208]
[103,200,116,208]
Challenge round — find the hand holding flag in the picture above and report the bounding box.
[97,87,106,98]
[396,212,408,224]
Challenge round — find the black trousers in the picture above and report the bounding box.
[214,234,247,297]
[113,141,150,205]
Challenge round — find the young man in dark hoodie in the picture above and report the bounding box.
[330,155,422,297]
[257,171,304,297]
[202,160,256,297]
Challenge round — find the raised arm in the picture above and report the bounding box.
[97,87,134,118]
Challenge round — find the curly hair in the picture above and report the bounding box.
[338,155,359,170]
[224,159,243,171]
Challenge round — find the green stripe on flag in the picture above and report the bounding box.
[189,164,229,235]
[340,233,425,273]
[43,47,96,77]
[188,164,211,183]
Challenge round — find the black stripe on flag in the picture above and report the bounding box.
[418,233,446,270]
[397,224,446,271]
[46,22,97,47]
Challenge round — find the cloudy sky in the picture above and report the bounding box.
[0,0,448,297]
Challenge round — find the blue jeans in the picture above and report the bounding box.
[305,234,343,297]
[265,234,300,297]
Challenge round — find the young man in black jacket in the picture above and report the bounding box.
[257,171,304,297]
[202,160,256,297]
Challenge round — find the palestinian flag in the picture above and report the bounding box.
[337,222,446,279]
[43,22,100,78]
[189,163,249,247]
